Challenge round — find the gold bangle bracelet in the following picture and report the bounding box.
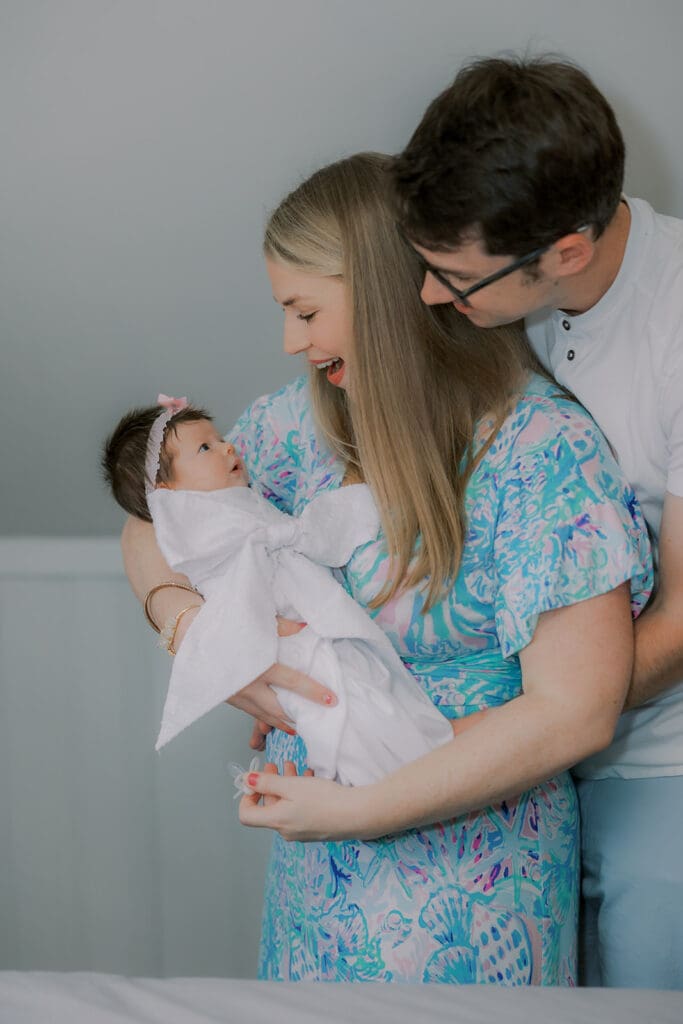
[143,581,201,634]
[160,603,201,656]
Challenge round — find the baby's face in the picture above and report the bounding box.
[162,420,249,492]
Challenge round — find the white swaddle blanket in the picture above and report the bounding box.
[149,483,453,785]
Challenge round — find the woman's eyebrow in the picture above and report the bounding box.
[273,295,314,307]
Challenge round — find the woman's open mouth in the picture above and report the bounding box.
[313,357,345,386]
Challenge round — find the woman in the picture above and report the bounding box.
[123,154,651,984]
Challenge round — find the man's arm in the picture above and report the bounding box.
[626,491,683,709]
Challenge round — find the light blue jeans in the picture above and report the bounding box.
[577,775,683,989]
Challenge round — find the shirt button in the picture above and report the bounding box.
[562,319,571,330]
[567,349,575,361]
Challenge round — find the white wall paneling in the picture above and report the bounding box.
[0,538,271,975]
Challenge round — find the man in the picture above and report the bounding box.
[393,56,683,989]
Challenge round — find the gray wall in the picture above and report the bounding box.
[2,0,683,536]
[1,0,682,982]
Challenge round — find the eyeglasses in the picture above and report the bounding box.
[396,222,562,308]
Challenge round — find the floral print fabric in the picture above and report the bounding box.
[229,374,652,985]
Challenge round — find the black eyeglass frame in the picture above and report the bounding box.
[396,222,582,307]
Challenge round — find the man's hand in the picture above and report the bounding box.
[627,491,683,708]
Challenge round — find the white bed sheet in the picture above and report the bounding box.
[0,973,681,1024]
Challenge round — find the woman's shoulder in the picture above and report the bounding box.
[228,375,340,512]
[233,375,311,434]
[492,373,610,468]
[483,374,645,546]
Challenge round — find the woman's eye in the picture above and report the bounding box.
[297,312,317,323]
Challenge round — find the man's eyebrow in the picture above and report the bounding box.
[423,260,474,281]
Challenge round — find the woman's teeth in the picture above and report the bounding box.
[315,359,336,369]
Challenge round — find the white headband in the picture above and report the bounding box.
[144,394,188,494]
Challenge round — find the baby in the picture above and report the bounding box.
[103,395,453,786]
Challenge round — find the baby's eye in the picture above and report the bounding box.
[198,442,210,453]
[297,312,317,323]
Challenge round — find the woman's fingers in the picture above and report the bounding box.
[227,679,291,730]
[239,773,354,842]
[262,761,279,807]
[239,772,292,828]
[276,616,307,638]
[262,663,337,707]
[228,665,336,728]
[248,718,272,751]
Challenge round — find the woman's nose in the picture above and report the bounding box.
[283,318,309,356]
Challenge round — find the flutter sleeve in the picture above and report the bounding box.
[493,404,653,659]
[226,378,309,514]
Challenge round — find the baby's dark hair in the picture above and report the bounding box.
[102,404,212,521]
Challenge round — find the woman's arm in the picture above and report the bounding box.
[239,583,633,840]
[121,516,338,730]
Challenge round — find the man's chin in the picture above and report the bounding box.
[461,309,518,329]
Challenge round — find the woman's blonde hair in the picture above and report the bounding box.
[265,152,536,610]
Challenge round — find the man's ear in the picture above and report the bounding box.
[547,230,595,278]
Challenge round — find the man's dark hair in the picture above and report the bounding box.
[102,404,212,522]
[394,55,625,258]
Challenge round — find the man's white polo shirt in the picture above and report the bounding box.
[526,196,683,779]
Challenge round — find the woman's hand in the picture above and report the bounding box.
[240,763,367,842]
[259,759,314,803]
[247,617,311,746]
[228,663,337,734]
[229,616,337,734]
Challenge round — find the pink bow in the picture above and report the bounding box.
[157,393,188,415]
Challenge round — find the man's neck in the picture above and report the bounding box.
[556,200,632,315]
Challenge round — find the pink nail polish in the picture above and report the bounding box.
[323,693,335,706]
[247,773,259,787]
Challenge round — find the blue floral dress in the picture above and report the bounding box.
[229,374,652,986]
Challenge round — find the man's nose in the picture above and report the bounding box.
[420,271,459,307]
